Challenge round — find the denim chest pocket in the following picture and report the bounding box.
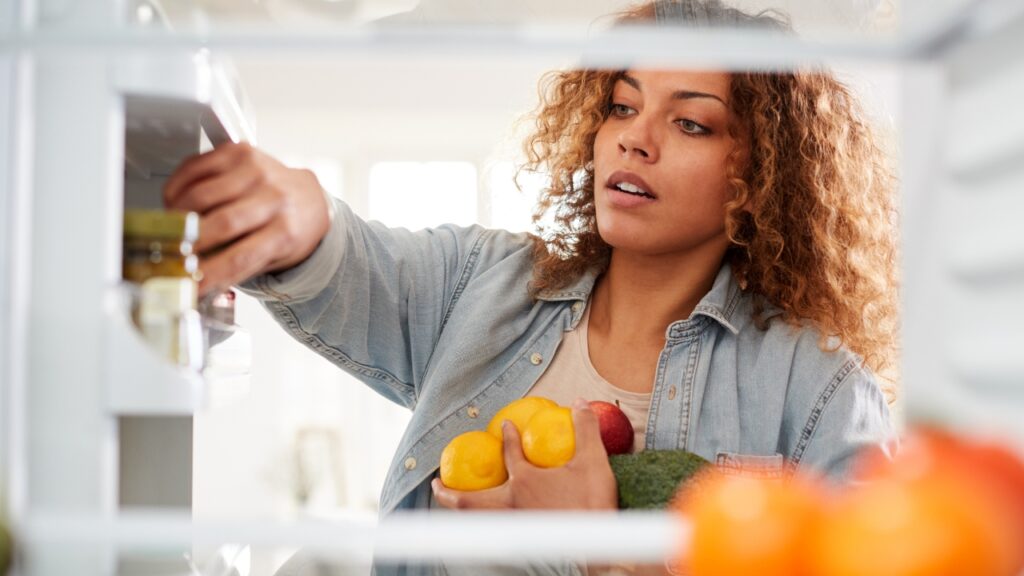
[715,452,787,479]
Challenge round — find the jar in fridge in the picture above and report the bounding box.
[122,209,200,283]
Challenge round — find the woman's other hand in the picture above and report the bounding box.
[163,142,331,295]
[432,398,619,511]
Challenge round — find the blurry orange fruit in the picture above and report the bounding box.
[814,427,1024,576]
[811,472,1013,576]
[486,396,558,439]
[678,472,822,576]
[521,406,575,468]
[944,437,1024,574]
[439,431,508,491]
[969,441,1024,527]
[905,429,1022,574]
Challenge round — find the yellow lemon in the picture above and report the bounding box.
[439,431,508,491]
[521,406,576,468]
[486,396,558,439]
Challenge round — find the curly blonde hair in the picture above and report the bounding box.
[522,0,900,395]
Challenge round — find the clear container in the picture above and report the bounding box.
[199,289,237,348]
[138,277,203,371]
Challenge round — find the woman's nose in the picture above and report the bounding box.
[617,118,659,162]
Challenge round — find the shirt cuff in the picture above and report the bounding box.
[237,196,346,303]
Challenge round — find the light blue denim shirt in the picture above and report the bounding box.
[245,198,896,573]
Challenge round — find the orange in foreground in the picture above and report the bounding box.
[678,472,822,576]
[816,428,1024,576]
[674,427,1024,576]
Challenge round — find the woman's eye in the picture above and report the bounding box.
[609,103,634,117]
[678,119,710,135]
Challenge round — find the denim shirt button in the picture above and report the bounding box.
[668,386,677,400]
[530,352,543,365]
[404,457,417,471]
[466,405,480,418]
[571,302,583,314]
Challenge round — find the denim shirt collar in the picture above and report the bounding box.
[536,261,742,336]
[690,263,742,336]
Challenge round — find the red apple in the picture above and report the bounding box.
[589,400,634,455]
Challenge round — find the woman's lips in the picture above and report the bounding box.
[606,185,657,208]
[605,170,657,208]
[606,170,656,199]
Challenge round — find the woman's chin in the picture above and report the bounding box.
[597,226,659,254]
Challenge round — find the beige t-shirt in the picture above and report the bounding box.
[527,300,651,453]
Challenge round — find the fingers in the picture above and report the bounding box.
[196,223,282,295]
[160,144,332,295]
[430,478,511,510]
[194,188,283,254]
[501,420,529,472]
[570,397,608,461]
[164,142,252,207]
[168,161,262,215]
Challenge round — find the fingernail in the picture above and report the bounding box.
[431,478,440,492]
[573,397,589,410]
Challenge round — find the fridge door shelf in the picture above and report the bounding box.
[105,284,205,415]
[105,286,251,415]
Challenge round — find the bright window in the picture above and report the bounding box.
[283,155,343,200]
[485,160,547,233]
[368,161,478,228]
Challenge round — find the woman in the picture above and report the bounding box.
[164,0,898,571]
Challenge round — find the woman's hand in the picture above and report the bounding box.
[163,142,331,296]
[432,398,619,511]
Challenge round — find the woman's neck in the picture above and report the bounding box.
[589,247,726,347]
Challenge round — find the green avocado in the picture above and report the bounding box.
[609,450,710,510]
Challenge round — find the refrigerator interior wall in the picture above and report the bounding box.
[29,49,124,514]
[0,54,10,521]
[927,12,1024,440]
[1,12,34,528]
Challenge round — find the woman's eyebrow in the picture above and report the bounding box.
[620,73,727,106]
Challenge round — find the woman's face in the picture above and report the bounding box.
[592,69,742,259]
